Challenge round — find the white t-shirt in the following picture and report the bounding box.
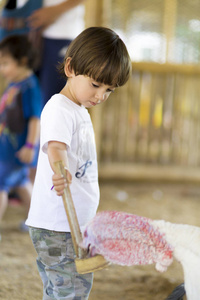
[26,94,100,232]
[42,0,85,39]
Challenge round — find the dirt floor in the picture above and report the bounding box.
[1,181,200,300]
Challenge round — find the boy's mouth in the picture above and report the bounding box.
[90,101,97,106]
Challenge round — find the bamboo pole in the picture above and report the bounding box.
[84,0,104,156]
[163,0,177,62]
[84,0,103,27]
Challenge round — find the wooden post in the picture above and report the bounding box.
[163,0,177,62]
[84,0,104,27]
[84,0,105,157]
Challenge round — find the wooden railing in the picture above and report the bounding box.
[90,62,200,181]
[1,60,200,181]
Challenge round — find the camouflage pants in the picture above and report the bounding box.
[29,227,93,300]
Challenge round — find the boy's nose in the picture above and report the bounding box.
[95,92,106,102]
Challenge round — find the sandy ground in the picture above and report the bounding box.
[1,181,200,300]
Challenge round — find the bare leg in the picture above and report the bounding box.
[29,167,36,185]
[15,181,33,218]
[15,182,33,232]
[0,191,8,239]
[0,191,9,223]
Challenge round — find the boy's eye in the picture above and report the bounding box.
[92,83,99,88]
[92,82,115,93]
[107,88,114,93]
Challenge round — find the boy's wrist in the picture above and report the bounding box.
[25,142,36,149]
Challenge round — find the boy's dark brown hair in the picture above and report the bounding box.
[0,34,37,69]
[59,27,132,87]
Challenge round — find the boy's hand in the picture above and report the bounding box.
[52,169,72,196]
[16,146,34,164]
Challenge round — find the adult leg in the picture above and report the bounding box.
[39,37,71,106]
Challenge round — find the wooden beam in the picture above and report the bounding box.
[99,163,200,183]
[132,62,200,75]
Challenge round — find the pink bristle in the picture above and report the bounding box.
[81,211,173,271]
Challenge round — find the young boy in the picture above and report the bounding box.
[26,26,131,299]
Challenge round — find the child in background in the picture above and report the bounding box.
[26,27,131,299]
[0,35,42,235]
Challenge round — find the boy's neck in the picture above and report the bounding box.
[60,83,81,106]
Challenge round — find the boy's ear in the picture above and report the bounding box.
[64,57,74,77]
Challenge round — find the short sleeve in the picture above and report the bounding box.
[40,97,75,154]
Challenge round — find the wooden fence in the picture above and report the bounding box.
[1,59,200,181]
[90,62,200,182]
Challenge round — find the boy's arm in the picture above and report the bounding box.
[47,141,72,196]
[16,117,40,163]
[26,116,40,146]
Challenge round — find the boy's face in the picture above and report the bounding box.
[0,52,26,83]
[65,74,115,108]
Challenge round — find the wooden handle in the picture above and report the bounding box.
[54,161,87,258]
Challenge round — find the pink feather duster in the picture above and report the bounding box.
[80,211,174,272]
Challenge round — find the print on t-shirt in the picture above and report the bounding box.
[75,121,98,183]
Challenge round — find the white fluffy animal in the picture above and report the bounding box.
[81,211,200,300]
[153,220,200,300]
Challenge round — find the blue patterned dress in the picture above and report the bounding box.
[0,74,42,192]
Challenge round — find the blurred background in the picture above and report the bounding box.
[1,1,200,299]
[84,0,200,183]
[1,0,200,184]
